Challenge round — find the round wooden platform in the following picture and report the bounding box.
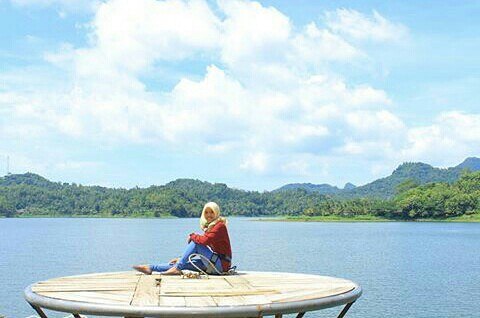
[24,271,362,317]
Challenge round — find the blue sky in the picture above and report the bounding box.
[1,0,480,190]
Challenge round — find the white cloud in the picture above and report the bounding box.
[1,123,48,139]
[240,152,269,173]
[55,160,103,170]
[347,86,391,106]
[9,0,477,182]
[292,22,362,65]
[283,124,329,144]
[339,140,397,160]
[402,112,480,165]
[164,64,248,143]
[281,158,310,177]
[219,0,291,67]
[83,0,221,74]
[325,9,408,42]
[346,110,404,137]
[44,43,75,67]
[437,111,480,142]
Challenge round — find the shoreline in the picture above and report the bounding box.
[255,214,480,223]
[2,214,479,222]
[9,214,177,219]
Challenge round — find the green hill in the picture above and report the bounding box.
[0,172,61,188]
[0,173,324,217]
[456,157,480,171]
[1,157,479,219]
[275,183,342,195]
[343,158,480,198]
[277,157,480,199]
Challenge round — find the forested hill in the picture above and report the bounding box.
[0,173,327,217]
[274,183,346,195]
[277,157,480,198]
[1,169,480,219]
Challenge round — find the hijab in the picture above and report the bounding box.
[200,202,227,232]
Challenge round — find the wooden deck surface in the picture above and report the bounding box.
[31,271,356,308]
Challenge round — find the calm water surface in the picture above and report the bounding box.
[1,218,479,317]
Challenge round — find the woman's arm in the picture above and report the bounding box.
[189,223,223,245]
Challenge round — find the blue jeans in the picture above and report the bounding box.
[150,241,223,274]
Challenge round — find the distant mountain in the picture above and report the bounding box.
[343,182,356,190]
[1,157,479,218]
[274,183,342,195]
[346,157,480,198]
[456,157,480,171]
[0,172,60,189]
[0,173,327,217]
[275,181,358,194]
[277,157,480,199]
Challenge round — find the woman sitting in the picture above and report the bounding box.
[133,202,232,275]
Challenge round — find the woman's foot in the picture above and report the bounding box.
[161,266,182,275]
[133,265,152,275]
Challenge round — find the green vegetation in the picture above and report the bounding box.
[262,214,389,222]
[0,171,479,221]
[279,157,480,199]
[345,162,468,198]
[0,173,327,218]
[392,172,480,219]
[447,213,480,222]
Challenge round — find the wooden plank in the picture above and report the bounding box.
[39,290,134,300]
[38,277,140,282]
[35,281,138,286]
[100,290,137,296]
[50,272,139,280]
[224,275,252,286]
[38,292,131,304]
[36,282,139,287]
[130,275,159,306]
[242,294,272,305]
[35,284,136,289]
[213,295,246,306]
[185,296,217,307]
[159,296,186,307]
[34,287,138,292]
[268,286,354,303]
[223,275,254,294]
[32,286,134,292]
[31,272,359,310]
[161,289,279,296]
[37,278,140,286]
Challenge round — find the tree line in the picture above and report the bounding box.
[0,172,479,219]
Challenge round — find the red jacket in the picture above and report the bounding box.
[189,221,232,272]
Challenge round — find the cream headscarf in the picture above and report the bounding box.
[200,202,227,232]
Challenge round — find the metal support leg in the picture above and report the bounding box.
[336,302,355,318]
[29,304,49,318]
[275,314,283,318]
[296,313,306,318]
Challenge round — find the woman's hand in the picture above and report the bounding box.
[187,235,192,244]
[169,258,179,265]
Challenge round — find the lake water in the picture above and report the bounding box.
[1,218,479,318]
